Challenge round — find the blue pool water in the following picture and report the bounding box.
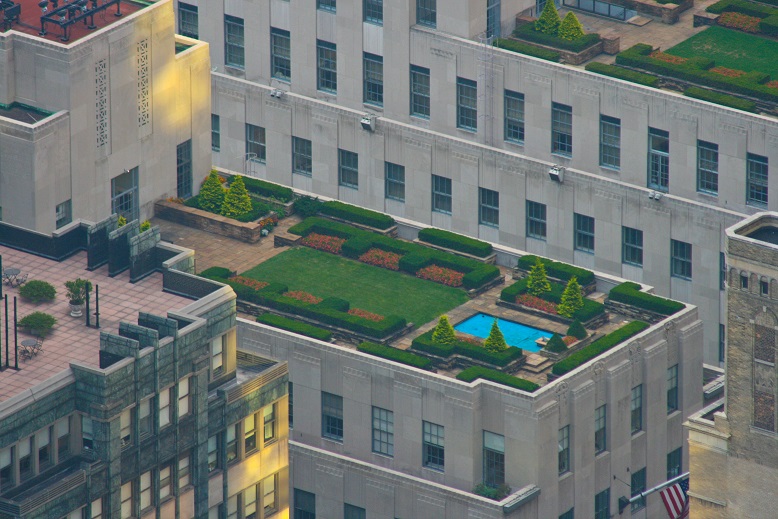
[454,313,552,353]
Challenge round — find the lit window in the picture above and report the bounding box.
[178,453,190,489]
[263,474,277,515]
[120,409,132,448]
[120,481,133,519]
[159,388,172,428]
[226,424,238,463]
[208,435,219,472]
[139,471,152,511]
[212,335,225,377]
[138,398,152,437]
[245,414,257,452]
[263,404,277,443]
[159,463,172,500]
[243,484,258,519]
[178,377,190,418]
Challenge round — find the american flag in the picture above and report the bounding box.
[659,477,689,519]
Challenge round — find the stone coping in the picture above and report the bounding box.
[155,200,265,244]
[413,238,497,264]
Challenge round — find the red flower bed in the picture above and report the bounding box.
[456,334,484,346]
[259,213,279,230]
[711,66,746,78]
[515,294,558,315]
[301,232,347,254]
[649,51,687,65]
[359,248,401,270]
[348,308,385,322]
[563,336,577,346]
[416,265,465,287]
[284,291,323,305]
[231,276,269,291]
[767,80,778,90]
[718,12,761,33]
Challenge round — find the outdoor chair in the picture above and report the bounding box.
[12,273,27,287]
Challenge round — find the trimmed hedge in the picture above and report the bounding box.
[517,255,595,285]
[513,23,601,52]
[358,342,432,369]
[418,228,493,258]
[585,62,660,87]
[609,282,685,315]
[256,313,333,341]
[184,194,271,223]
[552,321,649,376]
[707,0,774,17]
[320,201,395,230]
[456,366,540,392]
[412,330,523,366]
[199,266,233,279]
[237,176,294,203]
[500,278,604,322]
[684,86,757,112]
[494,38,561,62]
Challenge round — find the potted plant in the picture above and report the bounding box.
[64,278,92,317]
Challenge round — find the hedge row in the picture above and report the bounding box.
[494,38,561,62]
[184,195,271,223]
[289,218,501,290]
[417,228,493,258]
[684,86,757,112]
[585,62,660,87]
[615,43,778,104]
[412,330,523,366]
[456,366,540,392]
[608,282,685,315]
[513,23,601,52]
[517,255,595,285]
[256,313,333,341]
[707,0,774,17]
[552,321,649,376]
[500,278,605,322]
[237,177,295,203]
[320,201,395,230]
[357,342,432,369]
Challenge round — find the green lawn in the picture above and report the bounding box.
[241,247,470,327]
[667,26,778,78]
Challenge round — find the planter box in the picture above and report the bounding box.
[507,35,603,65]
[536,332,601,360]
[512,267,597,296]
[605,298,667,323]
[496,298,609,329]
[259,196,295,217]
[155,200,265,243]
[409,348,526,374]
[273,232,302,248]
[466,274,505,299]
[320,214,399,237]
[413,239,497,264]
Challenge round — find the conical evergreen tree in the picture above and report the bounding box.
[221,175,253,219]
[527,257,552,297]
[558,12,585,41]
[535,0,561,35]
[557,276,584,318]
[484,320,508,353]
[567,319,587,339]
[199,171,226,214]
[545,333,567,353]
[432,315,456,345]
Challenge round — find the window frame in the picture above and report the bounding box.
[270,28,292,81]
[667,447,682,479]
[263,474,278,515]
[120,481,133,519]
[211,114,220,152]
[207,435,219,473]
[139,470,152,512]
[417,0,436,27]
[244,414,257,453]
[226,423,238,464]
[178,377,190,418]
[293,488,316,519]
[432,175,452,214]
[363,52,384,106]
[385,162,406,202]
[594,404,607,454]
[594,488,610,519]
[631,385,643,434]
[55,200,72,229]
[338,149,359,189]
[486,0,501,38]
[363,0,383,25]
[211,335,225,378]
[696,140,719,195]
[224,15,245,69]
[631,467,646,512]
[292,137,313,177]
[747,153,769,208]
[345,503,367,519]
[599,114,621,169]
[622,226,643,267]
[321,392,344,442]
[667,364,679,413]
[479,187,499,228]
[120,409,132,449]
[159,462,172,501]
[574,213,595,253]
[648,127,669,192]
[558,425,570,475]
[371,406,394,457]
[410,65,431,119]
[483,430,505,488]
[159,387,172,429]
[317,0,336,12]
[504,90,525,144]
[526,200,547,240]
[551,102,573,156]
[456,77,478,131]
[178,3,198,39]
[422,421,445,471]
[176,139,193,199]
[246,124,266,164]
[671,239,692,280]
[263,404,277,444]
[316,40,337,94]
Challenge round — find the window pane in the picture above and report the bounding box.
[339,149,359,188]
[422,421,445,470]
[224,15,245,69]
[385,162,406,202]
[364,0,383,24]
[504,90,525,143]
[483,431,505,487]
[178,3,198,39]
[594,405,606,454]
[317,40,337,93]
[697,140,719,195]
[552,102,573,156]
[558,425,570,474]
[479,188,499,227]
[622,226,643,267]
[599,115,620,169]
[671,239,692,280]
[271,28,292,81]
[417,0,436,27]
[457,78,478,131]
[363,53,383,106]
[410,65,430,118]
[432,175,452,214]
[322,392,344,441]
[648,127,669,191]
[631,385,642,433]
[371,407,394,456]
[667,365,679,413]
[574,213,595,253]
[747,153,768,207]
[293,137,313,176]
[526,200,547,240]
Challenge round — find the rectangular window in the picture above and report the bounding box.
[82,416,94,451]
[432,175,452,214]
[423,421,445,471]
[120,481,133,519]
[363,53,383,106]
[631,467,646,511]
[138,398,151,437]
[159,463,172,500]
[410,65,431,118]
[622,226,643,267]
[338,149,359,188]
[720,252,727,291]
[457,77,478,131]
[594,405,606,454]
[55,200,72,229]
[385,162,406,202]
[741,273,749,290]
[226,424,238,464]
[227,495,238,519]
[697,140,719,195]
[293,137,313,176]
[363,0,383,24]
[246,124,266,163]
[111,167,139,222]
[318,0,336,12]
[178,377,190,418]
[417,0,436,27]
[120,409,132,448]
[558,425,570,475]
[486,0,501,38]
[594,488,610,519]
[176,140,193,199]
[551,102,573,156]
[719,324,726,363]
[483,431,505,487]
[212,335,225,377]
[504,90,525,144]
[762,279,769,296]
[243,484,258,519]
[289,382,294,429]
[263,474,277,515]
[667,447,682,479]
[211,114,220,151]
[224,15,245,69]
[747,153,769,207]
[648,127,669,192]
[316,40,337,94]
[245,414,257,453]
[345,504,367,519]
[139,470,152,511]
[294,488,316,519]
[18,437,31,481]
[372,406,394,456]
[479,188,499,228]
[207,435,219,472]
[178,3,198,39]
[56,417,70,460]
[91,498,103,519]
[667,364,679,413]
[0,446,14,490]
[264,404,277,444]
[599,115,620,169]
[159,388,172,428]
[574,213,595,253]
[559,510,574,519]
[271,28,291,81]
[631,385,643,434]
[526,200,547,240]
[671,239,692,280]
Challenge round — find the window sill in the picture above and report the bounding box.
[558,470,573,481]
[457,126,477,134]
[224,65,245,76]
[527,235,547,242]
[670,275,692,282]
[372,451,394,459]
[410,114,430,121]
[322,436,344,444]
[211,147,220,153]
[272,76,291,84]
[208,469,223,478]
[317,89,337,98]
[363,20,384,27]
[386,197,405,203]
[363,102,384,111]
[479,222,499,229]
[505,140,525,147]
[574,249,594,255]
[622,261,643,269]
[696,190,719,199]
[595,449,608,459]
[667,409,680,418]
[339,184,358,190]
[631,429,645,440]
[600,165,620,173]
[422,464,444,473]
[293,171,313,178]
[551,152,572,159]
[432,209,452,216]
[264,438,278,447]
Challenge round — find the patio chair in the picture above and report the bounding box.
[12,273,27,287]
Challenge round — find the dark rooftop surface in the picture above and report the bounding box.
[0,102,52,123]
[746,226,778,246]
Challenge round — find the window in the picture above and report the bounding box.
[208,435,219,472]
[622,226,643,267]
[111,167,139,222]
[631,467,646,511]
[294,488,316,519]
[552,102,573,156]
[432,175,452,214]
[178,3,198,38]
[486,0,501,38]
[55,200,72,229]
[159,463,172,500]
[667,365,679,413]
[719,324,726,363]
[271,28,291,81]
[526,200,547,240]
[120,481,133,519]
[293,137,313,176]
[423,421,445,471]
[363,53,383,106]
[227,495,238,519]
[289,382,294,429]
[667,447,682,479]
[599,115,620,169]
[410,65,430,118]
[417,0,436,27]
[504,90,525,144]
[558,425,570,474]
[574,213,595,253]
[18,438,32,481]
[338,149,359,188]
[762,278,770,296]
[244,414,257,453]
[648,128,669,192]
[139,471,152,511]
[318,0,336,12]
[457,78,478,131]
[479,188,499,228]
[594,405,606,454]
[243,484,258,519]
[138,398,151,437]
[385,162,405,202]
[91,498,103,519]
[178,377,190,418]
[263,404,277,443]
[212,335,225,377]
[0,446,14,490]
[226,424,238,463]
[56,417,70,461]
[671,239,692,280]
[246,124,266,163]
[363,0,383,24]
[263,474,277,515]
[345,504,366,519]
[120,409,132,448]
[159,388,172,428]
[697,140,719,195]
[37,428,51,471]
[483,431,505,487]
[212,114,220,151]
[317,40,337,94]
[82,416,94,451]
[720,252,727,291]
[224,15,244,69]
[176,140,193,199]
[372,407,394,456]
[594,488,610,519]
[631,385,643,434]
[741,273,749,290]
[747,153,769,207]
[559,510,574,519]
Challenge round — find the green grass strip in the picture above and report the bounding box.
[456,366,540,392]
[256,313,333,341]
[358,342,432,369]
[552,321,649,376]
[608,282,685,315]
[585,62,660,87]
[684,86,757,112]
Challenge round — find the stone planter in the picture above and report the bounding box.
[69,302,84,317]
[319,214,399,237]
[496,298,608,329]
[413,239,497,264]
[512,267,597,296]
[155,200,267,243]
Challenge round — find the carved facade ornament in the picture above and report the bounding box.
[592,360,605,380]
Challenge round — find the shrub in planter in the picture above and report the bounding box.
[535,0,561,34]
[684,87,757,112]
[19,311,57,337]
[457,366,539,392]
[552,321,649,376]
[199,266,233,280]
[358,342,432,369]
[417,228,493,257]
[256,313,333,341]
[585,62,660,87]
[319,201,395,230]
[199,172,226,213]
[545,333,567,353]
[140,220,151,232]
[473,483,513,501]
[221,175,252,219]
[239,176,295,202]
[558,12,585,40]
[567,320,587,339]
[518,255,595,285]
[493,38,562,62]
[293,196,322,217]
[432,315,456,345]
[608,282,685,315]
[64,278,92,305]
[557,276,584,318]
[19,280,56,303]
[484,320,508,353]
[527,257,551,296]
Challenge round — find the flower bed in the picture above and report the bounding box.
[711,66,746,78]
[563,336,577,346]
[348,308,385,322]
[301,233,347,254]
[516,294,558,314]
[359,248,401,270]
[650,50,688,64]
[718,11,761,32]
[416,265,464,287]
[232,276,269,291]
[284,291,323,305]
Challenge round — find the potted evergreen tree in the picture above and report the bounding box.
[64,278,93,317]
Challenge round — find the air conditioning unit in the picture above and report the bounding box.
[360,114,375,132]
[548,165,565,183]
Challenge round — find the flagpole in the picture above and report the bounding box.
[618,471,689,514]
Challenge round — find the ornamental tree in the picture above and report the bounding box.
[432,315,456,345]
[545,333,567,353]
[558,12,585,41]
[221,175,252,219]
[567,319,588,339]
[527,257,552,297]
[484,320,508,353]
[557,276,584,318]
[199,171,226,214]
[535,0,561,35]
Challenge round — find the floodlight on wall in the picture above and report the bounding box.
[548,164,564,183]
[648,190,663,201]
[360,114,376,132]
[270,88,285,99]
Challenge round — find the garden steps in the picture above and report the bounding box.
[523,354,553,374]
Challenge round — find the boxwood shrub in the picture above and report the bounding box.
[412,330,523,366]
[684,87,757,112]
[418,228,493,257]
[552,321,649,376]
[609,282,685,315]
[256,313,333,341]
[456,366,540,392]
[184,194,271,223]
[517,255,595,285]
[199,266,233,279]
[707,0,774,16]
[237,176,294,203]
[500,278,604,322]
[19,280,57,303]
[319,201,395,230]
[358,342,432,369]
[585,62,660,87]
[494,38,561,62]
[513,23,601,52]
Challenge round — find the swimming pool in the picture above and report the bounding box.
[454,313,552,353]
